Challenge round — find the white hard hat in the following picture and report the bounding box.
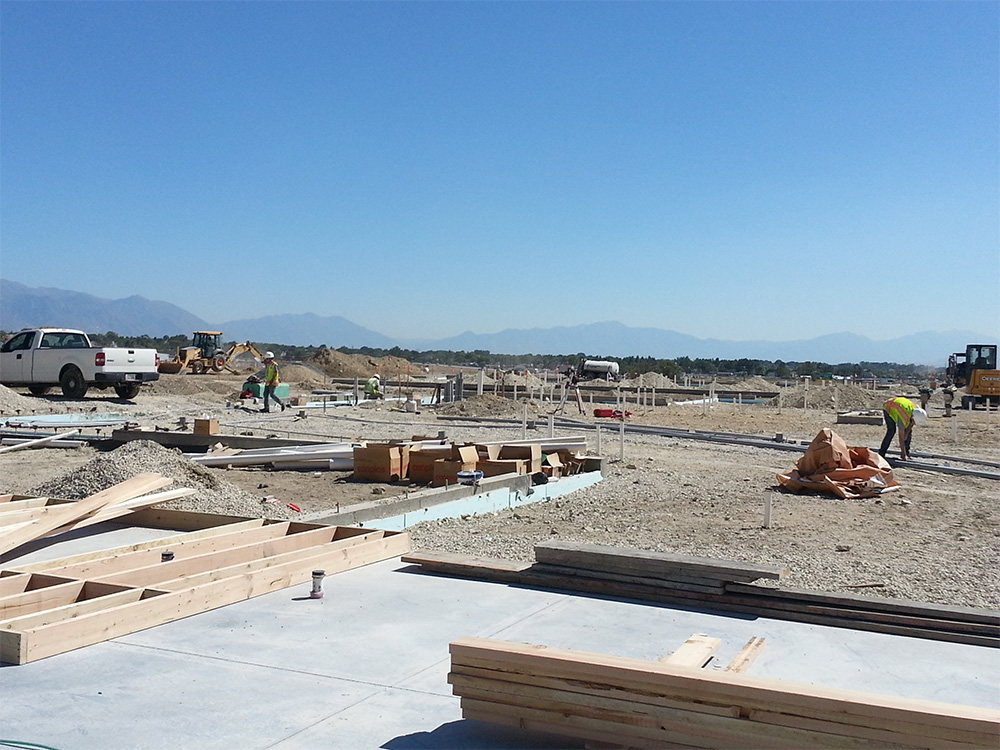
[912,408,928,426]
[264,351,274,359]
[373,373,380,379]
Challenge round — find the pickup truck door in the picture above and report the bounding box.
[0,331,37,383]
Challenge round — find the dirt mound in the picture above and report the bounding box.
[30,440,299,519]
[769,383,887,411]
[729,376,775,392]
[148,375,242,396]
[433,394,544,419]
[623,372,677,388]
[307,349,413,379]
[279,363,327,384]
[0,384,44,414]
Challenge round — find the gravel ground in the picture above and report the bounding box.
[2,376,998,610]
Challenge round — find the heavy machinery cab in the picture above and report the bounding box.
[947,344,1000,408]
[948,344,997,388]
[192,331,224,358]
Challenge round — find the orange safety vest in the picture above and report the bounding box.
[884,397,915,427]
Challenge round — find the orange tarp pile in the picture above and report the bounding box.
[777,428,899,499]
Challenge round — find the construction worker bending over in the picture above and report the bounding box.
[879,396,926,461]
[364,373,383,400]
[262,352,286,413]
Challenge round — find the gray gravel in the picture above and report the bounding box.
[30,440,301,520]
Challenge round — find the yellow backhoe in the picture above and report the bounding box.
[158,331,264,375]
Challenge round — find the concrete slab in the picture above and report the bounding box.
[2,550,998,750]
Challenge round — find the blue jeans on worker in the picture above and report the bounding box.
[879,410,909,457]
[263,384,285,412]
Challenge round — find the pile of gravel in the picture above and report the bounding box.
[30,440,300,519]
[767,383,888,411]
[0,384,45,414]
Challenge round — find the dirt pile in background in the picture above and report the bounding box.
[623,372,677,388]
[729,376,776,391]
[306,349,413,379]
[433,394,544,418]
[769,383,889,410]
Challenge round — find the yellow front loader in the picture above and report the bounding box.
[158,332,264,375]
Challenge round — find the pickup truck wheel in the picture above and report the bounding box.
[60,366,89,398]
[28,385,52,396]
[113,383,141,400]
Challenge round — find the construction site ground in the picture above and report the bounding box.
[1,372,997,611]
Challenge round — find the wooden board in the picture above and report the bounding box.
[449,637,1000,748]
[534,541,788,583]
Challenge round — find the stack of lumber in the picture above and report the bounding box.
[532,541,786,595]
[0,474,195,557]
[1,515,410,664]
[449,637,1000,749]
[401,543,1000,647]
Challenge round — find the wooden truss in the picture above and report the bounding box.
[1,511,409,664]
[449,636,1000,749]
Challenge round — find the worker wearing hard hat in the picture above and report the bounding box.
[262,352,287,413]
[879,396,927,461]
[363,373,383,400]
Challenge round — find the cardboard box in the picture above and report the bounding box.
[477,459,527,478]
[542,452,563,479]
[433,458,478,487]
[451,445,479,463]
[353,444,409,482]
[477,444,503,461]
[408,446,451,483]
[499,444,542,474]
[193,418,220,436]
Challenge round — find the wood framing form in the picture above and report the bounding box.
[1,515,409,664]
[449,637,1000,749]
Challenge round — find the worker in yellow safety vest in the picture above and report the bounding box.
[879,396,926,460]
[262,352,287,413]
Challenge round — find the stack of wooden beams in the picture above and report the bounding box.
[449,637,1000,749]
[1,515,409,664]
[532,540,787,595]
[402,544,1000,647]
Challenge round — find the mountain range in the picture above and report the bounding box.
[1,279,990,366]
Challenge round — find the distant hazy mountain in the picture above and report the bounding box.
[220,313,395,349]
[0,279,209,336]
[418,321,988,367]
[1,279,992,365]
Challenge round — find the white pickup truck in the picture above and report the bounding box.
[0,328,160,399]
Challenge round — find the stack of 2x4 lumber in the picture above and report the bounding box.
[449,637,1000,749]
[532,541,786,596]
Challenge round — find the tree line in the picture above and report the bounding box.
[1,329,936,380]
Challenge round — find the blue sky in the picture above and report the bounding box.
[2,1,997,342]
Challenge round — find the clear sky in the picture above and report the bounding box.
[2,1,997,342]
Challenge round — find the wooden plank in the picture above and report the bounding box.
[534,541,787,582]
[86,525,345,587]
[724,637,765,673]
[0,572,76,599]
[451,663,743,719]
[724,583,1000,627]
[0,474,173,556]
[28,522,295,579]
[449,638,1000,740]
[532,563,728,595]
[8,531,409,663]
[401,549,532,578]
[660,634,721,668]
[8,519,268,573]
[403,554,997,646]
